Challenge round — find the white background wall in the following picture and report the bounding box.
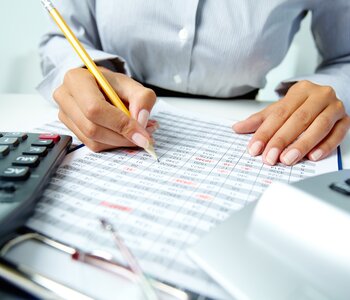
[0,0,49,94]
[0,1,318,100]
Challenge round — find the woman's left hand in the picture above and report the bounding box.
[233,80,350,166]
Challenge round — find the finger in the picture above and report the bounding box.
[102,70,157,126]
[262,95,332,165]
[245,82,322,161]
[58,110,117,152]
[232,111,265,134]
[308,116,350,162]
[62,69,152,148]
[55,86,135,148]
[279,101,346,165]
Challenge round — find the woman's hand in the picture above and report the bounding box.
[233,81,350,165]
[54,67,158,152]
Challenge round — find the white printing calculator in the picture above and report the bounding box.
[189,169,350,300]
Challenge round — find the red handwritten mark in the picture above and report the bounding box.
[240,166,252,171]
[174,178,196,186]
[100,201,132,212]
[262,179,272,185]
[122,149,138,155]
[197,194,213,201]
[195,157,214,163]
[217,169,229,174]
[123,166,136,173]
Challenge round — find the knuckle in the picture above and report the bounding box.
[86,142,105,153]
[83,123,99,139]
[116,116,134,136]
[296,80,313,90]
[320,85,336,97]
[294,109,311,125]
[144,88,157,102]
[254,130,271,142]
[84,102,102,120]
[273,135,288,148]
[271,106,288,119]
[334,100,345,114]
[135,88,157,105]
[64,68,79,83]
[317,114,333,132]
[64,68,91,84]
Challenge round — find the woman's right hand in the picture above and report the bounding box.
[53,67,158,152]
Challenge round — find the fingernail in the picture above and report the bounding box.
[282,149,301,165]
[138,109,150,128]
[249,141,263,156]
[265,148,280,165]
[132,133,150,149]
[310,149,323,161]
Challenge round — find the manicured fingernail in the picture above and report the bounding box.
[132,133,150,149]
[282,149,301,165]
[249,141,263,156]
[138,109,150,128]
[265,148,280,165]
[310,149,323,161]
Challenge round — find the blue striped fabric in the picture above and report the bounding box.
[38,0,350,110]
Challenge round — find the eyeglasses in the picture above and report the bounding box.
[0,224,189,300]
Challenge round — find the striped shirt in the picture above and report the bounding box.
[38,0,350,110]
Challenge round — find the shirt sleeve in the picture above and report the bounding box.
[276,1,350,113]
[37,0,130,103]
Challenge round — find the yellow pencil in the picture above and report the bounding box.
[41,0,158,161]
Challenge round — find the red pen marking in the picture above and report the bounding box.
[174,178,196,186]
[262,179,273,185]
[123,166,136,173]
[100,201,132,212]
[241,166,252,171]
[217,169,229,174]
[195,157,214,163]
[122,149,138,155]
[196,194,213,201]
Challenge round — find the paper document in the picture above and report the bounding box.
[32,120,81,147]
[26,101,338,299]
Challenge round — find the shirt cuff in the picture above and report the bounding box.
[276,74,350,113]
[37,49,131,104]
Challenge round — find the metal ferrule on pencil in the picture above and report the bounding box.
[41,0,54,11]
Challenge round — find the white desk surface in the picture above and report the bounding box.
[1,93,349,168]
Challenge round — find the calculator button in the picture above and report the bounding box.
[0,146,10,157]
[39,134,61,143]
[23,146,48,157]
[345,178,350,186]
[0,182,16,193]
[1,167,30,181]
[329,182,350,196]
[0,133,3,138]
[0,137,19,148]
[32,139,54,148]
[13,155,40,168]
[4,132,28,141]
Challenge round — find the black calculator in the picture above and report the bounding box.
[0,132,72,241]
